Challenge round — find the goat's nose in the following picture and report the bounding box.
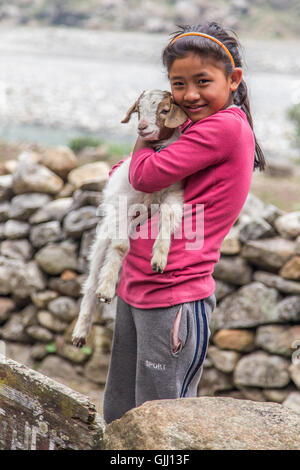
[138,118,148,130]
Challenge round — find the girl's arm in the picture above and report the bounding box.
[129,111,246,193]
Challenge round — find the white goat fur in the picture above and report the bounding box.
[72,90,187,347]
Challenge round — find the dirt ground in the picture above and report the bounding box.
[250,167,300,212]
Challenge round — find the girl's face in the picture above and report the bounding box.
[169,53,242,122]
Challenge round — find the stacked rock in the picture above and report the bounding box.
[201,194,300,412]
[0,147,299,413]
[0,147,114,386]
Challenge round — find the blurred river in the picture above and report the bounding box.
[0,26,299,161]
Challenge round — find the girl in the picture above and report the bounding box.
[103,21,266,424]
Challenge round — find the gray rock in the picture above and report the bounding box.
[296,236,300,255]
[30,344,48,361]
[63,206,100,238]
[241,237,296,270]
[253,270,300,295]
[283,392,300,414]
[214,279,236,302]
[0,175,13,201]
[5,342,35,368]
[67,161,109,190]
[3,219,30,239]
[275,211,300,239]
[35,241,78,274]
[234,351,290,388]
[48,273,85,298]
[40,146,77,179]
[212,282,281,330]
[26,325,54,343]
[235,386,266,402]
[1,314,32,343]
[255,325,300,357]
[37,310,68,333]
[12,159,64,195]
[198,366,234,395]
[0,239,33,260]
[102,396,300,450]
[238,193,265,223]
[9,193,52,220]
[30,220,63,247]
[289,364,300,390]
[0,256,46,298]
[262,203,285,227]
[207,346,240,373]
[263,387,295,404]
[213,256,253,285]
[56,338,89,364]
[0,202,10,222]
[48,296,79,322]
[238,217,275,243]
[220,226,241,255]
[274,295,300,322]
[37,354,82,383]
[0,297,16,324]
[83,352,110,384]
[31,290,59,308]
[69,189,102,211]
[29,197,73,224]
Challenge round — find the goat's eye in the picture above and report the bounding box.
[160,109,169,115]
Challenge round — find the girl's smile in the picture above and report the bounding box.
[169,53,242,122]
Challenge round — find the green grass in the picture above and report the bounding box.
[68,136,103,153]
[68,136,133,163]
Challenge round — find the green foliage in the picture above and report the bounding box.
[45,342,57,354]
[106,141,133,158]
[68,135,133,160]
[68,136,103,153]
[81,346,92,355]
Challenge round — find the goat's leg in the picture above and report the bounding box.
[151,196,183,273]
[96,237,129,303]
[72,218,110,347]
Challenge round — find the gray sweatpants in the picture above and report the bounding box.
[103,293,216,424]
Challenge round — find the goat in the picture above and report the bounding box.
[72,90,188,348]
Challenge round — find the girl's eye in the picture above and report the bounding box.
[160,109,169,115]
[172,82,184,87]
[198,79,210,85]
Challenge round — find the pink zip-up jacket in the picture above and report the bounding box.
[109,106,255,308]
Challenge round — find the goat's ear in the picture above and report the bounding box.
[165,104,188,128]
[121,100,139,123]
[121,90,145,123]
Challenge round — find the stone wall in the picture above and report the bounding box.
[0,147,300,412]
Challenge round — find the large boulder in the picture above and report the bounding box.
[212,282,281,330]
[102,397,300,450]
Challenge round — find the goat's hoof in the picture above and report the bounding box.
[151,263,165,274]
[97,294,112,304]
[72,337,86,348]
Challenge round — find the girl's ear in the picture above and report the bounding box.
[165,104,188,128]
[230,67,243,92]
[121,90,145,123]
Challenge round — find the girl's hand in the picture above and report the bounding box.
[132,136,153,154]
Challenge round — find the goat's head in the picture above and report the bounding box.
[121,90,188,141]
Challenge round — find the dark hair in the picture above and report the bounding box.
[162,22,266,171]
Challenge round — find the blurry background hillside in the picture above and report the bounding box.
[1,0,299,38]
[0,0,299,209]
